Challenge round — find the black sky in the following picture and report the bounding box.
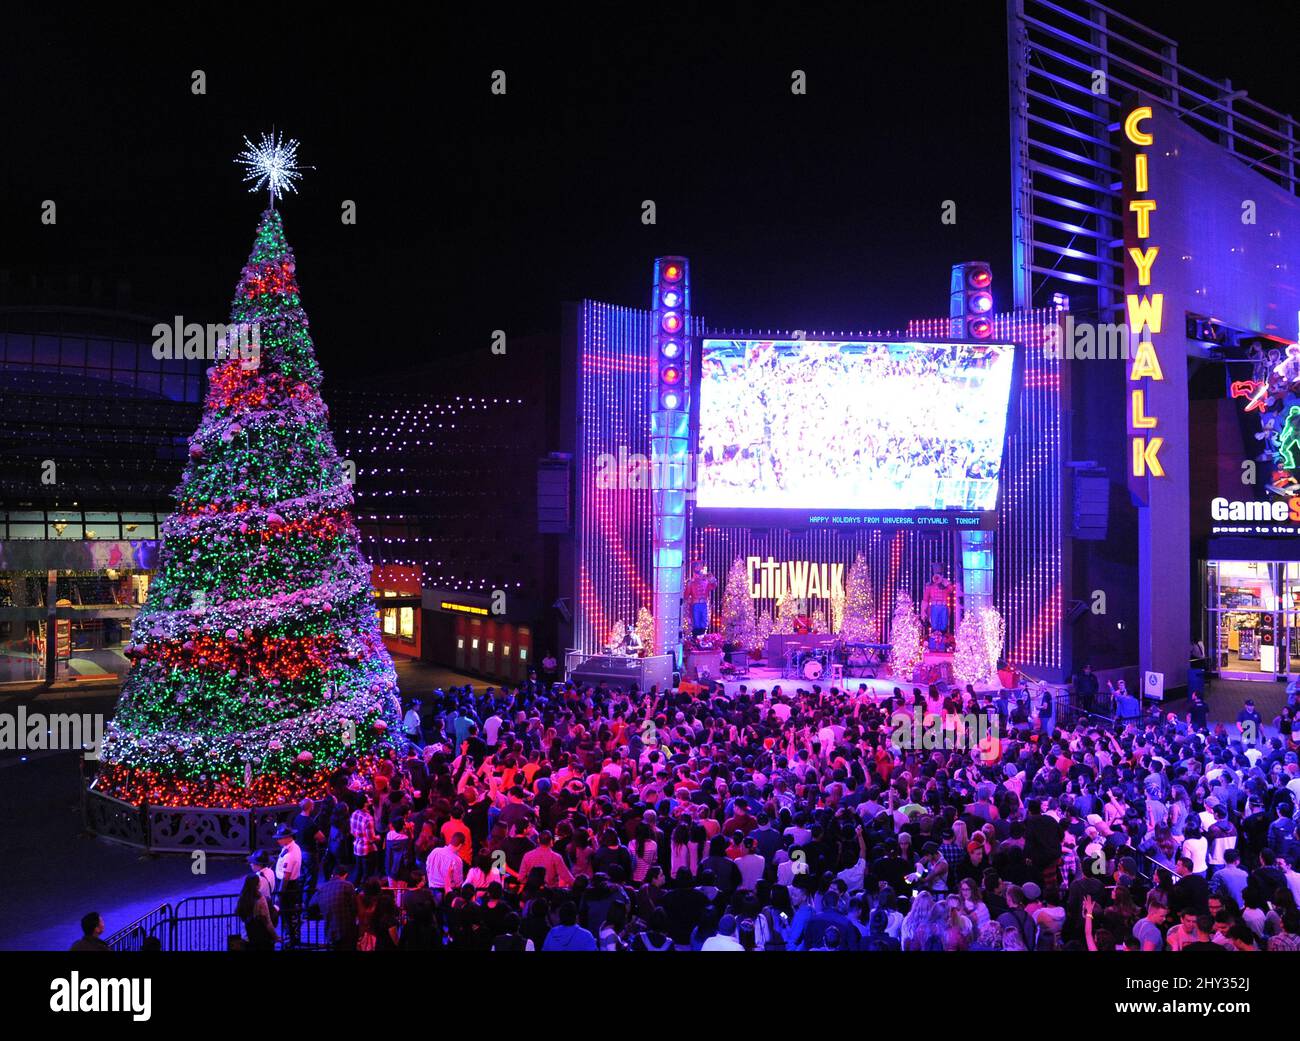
[4,3,1297,379]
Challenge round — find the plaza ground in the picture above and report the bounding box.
[0,663,1286,950]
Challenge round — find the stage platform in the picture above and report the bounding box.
[711,653,1004,698]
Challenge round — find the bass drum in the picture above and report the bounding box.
[802,657,824,681]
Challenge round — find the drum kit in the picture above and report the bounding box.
[784,646,829,680]
[782,640,892,680]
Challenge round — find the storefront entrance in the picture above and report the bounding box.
[1206,559,1300,680]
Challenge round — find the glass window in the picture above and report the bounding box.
[35,335,60,365]
[134,371,162,396]
[8,523,44,539]
[399,607,414,640]
[84,339,112,369]
[84,513,121,540]
[3,333,33,363]
[1210,560,1282,676]
[60,337,85,367]
[113,341,138,367]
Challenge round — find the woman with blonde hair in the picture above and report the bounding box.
[901,891,936,951]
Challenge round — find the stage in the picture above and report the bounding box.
[708,652,1006,698]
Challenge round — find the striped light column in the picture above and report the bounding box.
[649,257,691,658]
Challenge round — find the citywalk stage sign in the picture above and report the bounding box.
[1123,104,1167,495]
[746,556,845,600]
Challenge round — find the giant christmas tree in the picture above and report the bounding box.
[95,143,401,808]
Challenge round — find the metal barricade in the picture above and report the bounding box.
[103,902,173,951]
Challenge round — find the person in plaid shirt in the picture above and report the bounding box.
[938,829,965,873]
[351,793,380,885]
[309,864,359,950]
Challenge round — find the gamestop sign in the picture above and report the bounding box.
[1210,497,1300,535]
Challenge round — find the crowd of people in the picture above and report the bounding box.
[80,673,1300,952]
[697,340,1010,511]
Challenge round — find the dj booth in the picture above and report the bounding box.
[568,653,675,693]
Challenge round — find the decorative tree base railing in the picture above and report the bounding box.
[83,786,298,855]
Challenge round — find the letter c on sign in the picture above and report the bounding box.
[1124,106,1154,146]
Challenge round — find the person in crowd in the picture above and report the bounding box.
[310,863,359,951]
[272,824,303,948]
[542,901,597,951]
[235,873,277,951]
[69,911,110,952]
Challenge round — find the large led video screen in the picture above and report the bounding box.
[694,338,1016,527]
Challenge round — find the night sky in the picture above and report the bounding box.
[5,3,1296,380]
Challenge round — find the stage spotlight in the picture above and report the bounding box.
[662,262,683,283]
[661,390,680,410]
[661,289,681,308]
[661,312,682,333]
[661,366,681,384]
[950,261,995,341]
[661,340,681,359]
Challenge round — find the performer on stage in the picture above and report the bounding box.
[792,601,814,634]
[622,627,643,656]
[683,561,718,636]
[920,566,958,645]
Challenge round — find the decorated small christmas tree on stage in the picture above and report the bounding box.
[633,607,654,655]
[887,590,924,680]
[839,552,878,643]
[952,610,990,686]
[772,589,799,635]
[94,134,401,808]
[720,556,756,650]
[953,606,1006,688]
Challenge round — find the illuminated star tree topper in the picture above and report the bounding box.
[236,129,312,205]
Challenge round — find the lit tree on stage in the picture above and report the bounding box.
[93,135,401,808]
[720,557,757,649]
[839,552,878,643]
[772,589,799,635]
[633,606,654,655]
[953,610,989,686]
[953,605,1006,687]
[887,591,924,680]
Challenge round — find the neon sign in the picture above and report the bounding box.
[1125,105,1165,479]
